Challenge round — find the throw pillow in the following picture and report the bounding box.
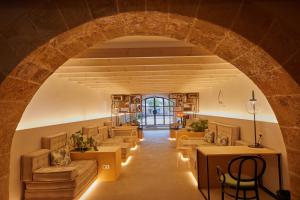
[217,135,229,146]
[204,131,215,143]
[51,146,71,166]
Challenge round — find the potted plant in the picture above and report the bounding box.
[190,120,208,132]
[71,131,98,152]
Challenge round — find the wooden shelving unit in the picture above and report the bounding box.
[111,94,142,126]
[169,93,199,114]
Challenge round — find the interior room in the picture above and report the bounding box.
[0,1,299,200]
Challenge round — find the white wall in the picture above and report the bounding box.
[10,118,111,200]
[198,74,277,123]
[17,75,111,130]
[11,74,113,200]
[197,73,290,190]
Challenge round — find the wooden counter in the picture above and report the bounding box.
[71,146,121,181]
[198,146,279,156]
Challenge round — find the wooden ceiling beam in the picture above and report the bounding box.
[62,56,226,67]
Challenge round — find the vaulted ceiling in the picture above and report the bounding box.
[54,36,241,94]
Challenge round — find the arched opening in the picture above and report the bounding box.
[0,2,299,199]
[142,96,175,127]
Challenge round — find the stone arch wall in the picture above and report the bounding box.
[0,1,299,199]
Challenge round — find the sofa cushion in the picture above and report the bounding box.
[27,160,97,190]
[42,132,68,151]
[102,137,124,144]
[32,159,97,182]
[33,166,78,182]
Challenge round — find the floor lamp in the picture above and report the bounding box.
[247,90,262,148]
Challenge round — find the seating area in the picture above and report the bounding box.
[20,124,141,200]
[2,3,296,199]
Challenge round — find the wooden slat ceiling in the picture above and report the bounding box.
[54,36,241,94]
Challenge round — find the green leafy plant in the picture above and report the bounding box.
[190,120,208,132]
[71,130,98,152]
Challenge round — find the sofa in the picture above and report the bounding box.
[21,132,97,200]
[82,125,135,161]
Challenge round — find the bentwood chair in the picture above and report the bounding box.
[216,156,266,200]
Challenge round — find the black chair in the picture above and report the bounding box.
[216,156,266,200]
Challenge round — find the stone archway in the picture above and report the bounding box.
[0,1,299,199]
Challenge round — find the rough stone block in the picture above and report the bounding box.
[289,173,300,199]
[0,78,39,103]
[86,0,117,18]
[166,14,193,41]
[287,150,300,175]
[146,0,168,12]
[0,102,26,125]
[215,31,254,62]
[24,43,67,72]
[143,12,168,36]
[232,46,281,77]
[94,15,126,39]
[197,0,242,28]
[231,1,274,44]
[121,12,149,35]
[281,127,300,151]
[27,1,68,40]
[260,20,300,65]
[188,19,226,51]
[169,0,200,18]
[118,0,146,13]
[0,153,10,177]
[10,62,51,84]
[0,123,15,155]
[248,68,300,96]
[0,14,41,60]
[0,175,9,200]
[55,0,92,28]
[268,95,300,127]
[283,50,300,85]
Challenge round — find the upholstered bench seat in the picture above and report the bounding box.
[33,166,78,182]
[22,132,98,200]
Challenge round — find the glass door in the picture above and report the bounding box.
[142,96,175,126]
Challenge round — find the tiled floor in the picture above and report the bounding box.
[80,130,274,200]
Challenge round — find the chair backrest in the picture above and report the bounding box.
[228,156,266,182]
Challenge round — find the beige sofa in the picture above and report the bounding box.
[83,126,134,161]
[21,132,97,200]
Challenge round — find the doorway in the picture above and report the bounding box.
[142,96,175,127]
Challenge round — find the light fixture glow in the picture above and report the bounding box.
[131,145,138,151]
[168,138,176,141]
[122,156,132,166]
[178,153,189,161]
[139,138,144,142]
[187,172,198,187]
[79,179,100,200]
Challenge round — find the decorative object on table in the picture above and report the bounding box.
[190,120,208,132]
[246,90,262,148]
[71,130,98,152]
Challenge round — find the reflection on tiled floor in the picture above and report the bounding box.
[80,130,274,200]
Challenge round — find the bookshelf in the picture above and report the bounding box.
[111,94,142,126]
[169,93,199,114]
